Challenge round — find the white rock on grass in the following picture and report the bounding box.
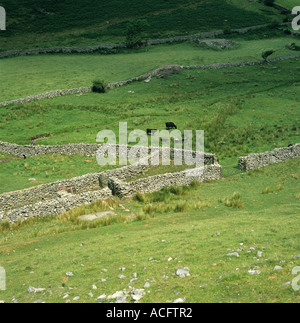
[248,269,261,275]
[173,298,186,303]
[28,286,46,294]
[92,285,97,290]
[144,282,150,288]
[227,252,239,257]
[274,266,283,271]
[66,272,74,277]
[131,289,145,302]
[176,268,190,278]
[97,294,107,301]
[118,275,126,279]
[257,251,263,258]
[108,291,129,303]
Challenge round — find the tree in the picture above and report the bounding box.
[92,80,106,93]
[262,50,275,62]
[125,19,149,49]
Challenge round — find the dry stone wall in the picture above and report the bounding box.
[108,164,222,198]
[238,144,300,171]
[0,188,112,224]
[2,53,300,107]
[0,142,220,222]
[0,23,275,60]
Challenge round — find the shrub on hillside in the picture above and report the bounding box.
[262,50,275,61]
[92,80,106,93]
[125,19,149,49]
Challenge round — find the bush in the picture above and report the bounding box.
[134,192,146,203]
[174,202,187,213]
[262,50,275,61]
[220,192,243,208]
[263,0,275,6]
[92,80,106,93]
[125,19,149,49]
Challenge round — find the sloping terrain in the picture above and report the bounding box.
[0,0,280,50]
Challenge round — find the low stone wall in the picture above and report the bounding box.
[0,172,102,211]
[0,141,217,164]
[0,23,273,60]
[0,188,112,224]
[108,164,222,198]
[2,53,300,107]
[0,162,155,211]
[0,143,217,210]
[238,144,300,171]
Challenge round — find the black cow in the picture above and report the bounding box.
[166,122,177,130]
[147,129,158,135]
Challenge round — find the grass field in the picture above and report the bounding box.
[276,0,300,9]
[1,34,296,102]
[0,0,280,51]
[0,155,121,194]
[0,158,299,303]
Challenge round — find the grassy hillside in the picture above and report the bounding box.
[276,0,299,9]
[0,34,295,101]
[0,0,281,51]
[1,58,299,149]
[0,158,299,303]
[0,55,299,193]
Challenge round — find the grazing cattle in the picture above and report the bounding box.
[147,129,158,135]
[166,122,177,130]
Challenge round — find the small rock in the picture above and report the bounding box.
[227,252,239,257]
[248,269,261,275]
[97,294,107,301]
[144,282,150,288]
[274,266,283,271]
[173,298,186,303]
[118,275,126,279]
[73,296,80,301]
[176,268,190,278]
[292,255,300,258]
[66,272,74,277]
[257,251,263,258]
[28,286,46,294]
[92,285,97,290]
[283,281,291,286]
